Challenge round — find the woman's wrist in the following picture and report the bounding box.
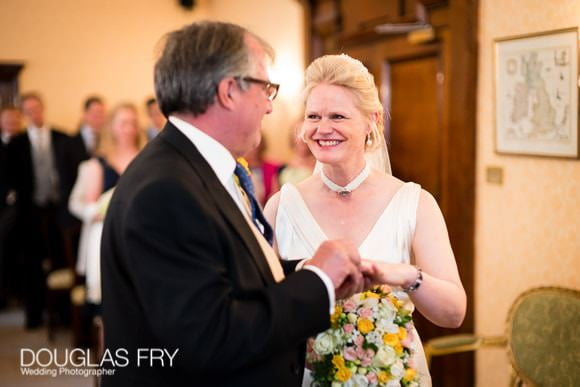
[403,265,423,293]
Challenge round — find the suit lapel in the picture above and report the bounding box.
[158,123,275,284]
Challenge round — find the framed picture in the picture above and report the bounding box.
[494,28,579,158]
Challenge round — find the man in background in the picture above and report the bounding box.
[144,97,166,140]
[6,93,80,328]
[71,95,107,160]
[0,106,22,308]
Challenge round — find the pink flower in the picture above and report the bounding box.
[358,307,373,319]
[343,324,354,334]
[355,335,364,347]
[343,347,358,361]
[401,335,414,348]
[356,346,366,359]
[366,348,375,358]
[361,356,372,367]
[343,299,357,312]
[367,372,377,383]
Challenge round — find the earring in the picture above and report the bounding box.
[366,134,372,146]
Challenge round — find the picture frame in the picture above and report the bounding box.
[494,27,579,158]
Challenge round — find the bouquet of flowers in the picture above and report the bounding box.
[307,287,419,387]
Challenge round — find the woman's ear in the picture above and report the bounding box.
[216,78,237,110]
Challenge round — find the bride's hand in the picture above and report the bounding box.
[362,260,418,289]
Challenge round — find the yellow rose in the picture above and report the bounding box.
[404,368,417,381]
[383,333,399,347]
[331,306,343,326]
[335,367,352,382]
[398,327,407,341]
[365,291,380,299]
[332,354,345,369]
[377,371,390,383]
[357,318,374,334]
[394,343,404,355]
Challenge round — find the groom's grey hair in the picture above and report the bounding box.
[154,20,274,118]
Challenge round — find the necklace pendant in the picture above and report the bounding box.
[338,189,351,197]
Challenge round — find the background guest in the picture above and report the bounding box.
[244,135,282,206]
[6,92,81,328]
[0,106,22,308]
[70,95,107,161]
[278,120,316,185]
[144,97,166,140]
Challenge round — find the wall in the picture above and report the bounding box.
[0,0,303,161]
[476,1,580,385]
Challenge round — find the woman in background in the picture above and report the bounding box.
[69,103,143,311]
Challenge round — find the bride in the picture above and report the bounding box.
[264,54,466,386]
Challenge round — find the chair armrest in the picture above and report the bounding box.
[424,334,507,367]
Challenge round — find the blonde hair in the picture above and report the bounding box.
[96,103,145,158]
[303,54,385,152]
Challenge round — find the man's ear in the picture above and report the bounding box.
[216,78,238,111]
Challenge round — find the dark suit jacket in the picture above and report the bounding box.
[5,129,81,227]
[69,131,91,164]
[101,123,330,387]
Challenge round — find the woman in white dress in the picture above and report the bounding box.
[264,54,466,386]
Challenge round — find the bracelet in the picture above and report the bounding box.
[403,266,423,293]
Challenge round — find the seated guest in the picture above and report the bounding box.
[69,103,143,311]
[145,97,166,140]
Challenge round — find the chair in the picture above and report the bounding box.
[424,286,580,386]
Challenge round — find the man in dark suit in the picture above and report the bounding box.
[69,95,107,162]
[101,21,367,386]
[6,93,81,327]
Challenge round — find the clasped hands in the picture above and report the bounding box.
[308,240,397,300]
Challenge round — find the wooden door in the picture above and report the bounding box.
[388,54,442,199]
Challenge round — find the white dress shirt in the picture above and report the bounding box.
[169,116,335,313]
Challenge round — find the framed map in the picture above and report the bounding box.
[494,28,579,158]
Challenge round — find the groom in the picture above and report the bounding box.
[101,21,367,386]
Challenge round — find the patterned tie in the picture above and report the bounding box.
[234,162,274,245]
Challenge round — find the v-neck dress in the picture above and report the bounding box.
[275,182,431,386]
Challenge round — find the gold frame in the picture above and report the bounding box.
[493,27,579,159]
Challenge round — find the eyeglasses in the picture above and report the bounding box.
[238,76,280,101]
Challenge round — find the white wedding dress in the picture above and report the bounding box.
[275,181,432,386]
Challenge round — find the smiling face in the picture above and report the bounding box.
[303,83,370,166]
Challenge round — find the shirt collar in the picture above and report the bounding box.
[168,116,235,186]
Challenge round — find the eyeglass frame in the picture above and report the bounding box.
[236,76,280,101]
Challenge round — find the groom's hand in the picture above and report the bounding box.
[308,240,364,300]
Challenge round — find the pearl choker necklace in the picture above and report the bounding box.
[320,164,370,197]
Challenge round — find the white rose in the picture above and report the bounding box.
[372,346,396,368]
[386,380,401,387]
[348,313,359,324]
[351,374,370,387]
[377,303,396,322]
[313,331,335,355]
[365,331,381,346]
[363,297,379,308]
[389,359,405,379]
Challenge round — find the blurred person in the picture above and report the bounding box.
[69,103,143,310]
[244,134,281,206]
[6,92,81,328]
[278,120,316,185]
[71,96,107,160]
[0,106,22,307]
[1,106,22,145]
[145,97,166,140]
